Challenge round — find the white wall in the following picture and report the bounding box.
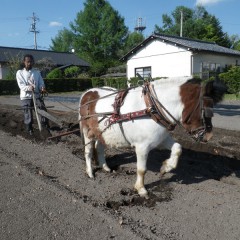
[127,40,192,79]
[193,53,240,73]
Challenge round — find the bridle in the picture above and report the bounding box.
[143,81,214,142]
[182,84,214,142]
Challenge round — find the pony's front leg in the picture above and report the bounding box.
[159,136,182,177]
[134,146,149,198]
[83,132,95,178]
[95,140,111,172]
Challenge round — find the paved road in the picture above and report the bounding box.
[212,101,240,131]
[1,95,239,131]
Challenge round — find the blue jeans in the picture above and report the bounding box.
[21,98,48,131]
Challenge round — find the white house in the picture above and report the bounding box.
[121,33,240,80]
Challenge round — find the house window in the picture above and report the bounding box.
[201,62,221,79]
[135,67,151,79]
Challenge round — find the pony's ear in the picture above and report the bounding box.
[205,80,227,104]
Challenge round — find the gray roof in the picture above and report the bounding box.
[0,46,90,67]
[100,72,126,78]
[121,33,240,61]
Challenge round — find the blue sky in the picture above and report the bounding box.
[0,0,239,50]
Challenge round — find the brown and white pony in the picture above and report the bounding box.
[79,77,225,198]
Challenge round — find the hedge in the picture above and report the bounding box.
[44,78,92,93]
[0,78,93,95]
[91,77,128,89]
[0,77,134,95]
[0,80,20,95]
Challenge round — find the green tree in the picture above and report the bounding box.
[230,35,240,51]
[50,28,75,52]
[4,52,22,80]
[155,5,231,47]
[219,66,240,96]
[122,32,145,54]
[69,0,128,76]
[35,57,55,77]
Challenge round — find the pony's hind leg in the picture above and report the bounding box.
[95,140,111,172]
[159,136,182,177]
[134,146,149,198]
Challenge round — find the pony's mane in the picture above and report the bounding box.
[153,76,193,86]
[185,78,202,85]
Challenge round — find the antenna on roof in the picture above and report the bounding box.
[28,12,39,50]
[134,17,146,33]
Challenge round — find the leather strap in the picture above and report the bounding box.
[143,82,176,131]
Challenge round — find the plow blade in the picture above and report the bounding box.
[37,109,65,128]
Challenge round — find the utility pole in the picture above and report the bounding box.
[28,12,39,49]
[180,10,183,37]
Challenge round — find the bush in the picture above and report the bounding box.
[91,78,105,88]
[219,66,240,96]
[46,68,63,79]
[64,66,80,78]
[91,77,128,89]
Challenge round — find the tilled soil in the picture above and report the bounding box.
[1,103,240,240]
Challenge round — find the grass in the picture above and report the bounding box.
[224,94,240,101]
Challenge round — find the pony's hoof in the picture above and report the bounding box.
[160,167,166,178]
[160,165,166,177]
[137,187,149,199]
[86,170,94,179]
[103,163,111,173]
[160,160,173,177]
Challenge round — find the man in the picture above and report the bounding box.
[16,54,49,135]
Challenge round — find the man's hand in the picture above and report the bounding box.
[29,84,35,91]
[41,87,47,93]
[41,87,48,97]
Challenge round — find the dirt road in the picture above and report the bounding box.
[1,102,240,240]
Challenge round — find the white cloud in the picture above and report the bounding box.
[49,21,63,27]
[196,0,224,6]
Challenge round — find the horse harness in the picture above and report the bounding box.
[105,81,176,139]
[103,81,214,143]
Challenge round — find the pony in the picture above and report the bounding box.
[79,77,225,198]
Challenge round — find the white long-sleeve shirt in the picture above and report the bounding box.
[16,68,45,100]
